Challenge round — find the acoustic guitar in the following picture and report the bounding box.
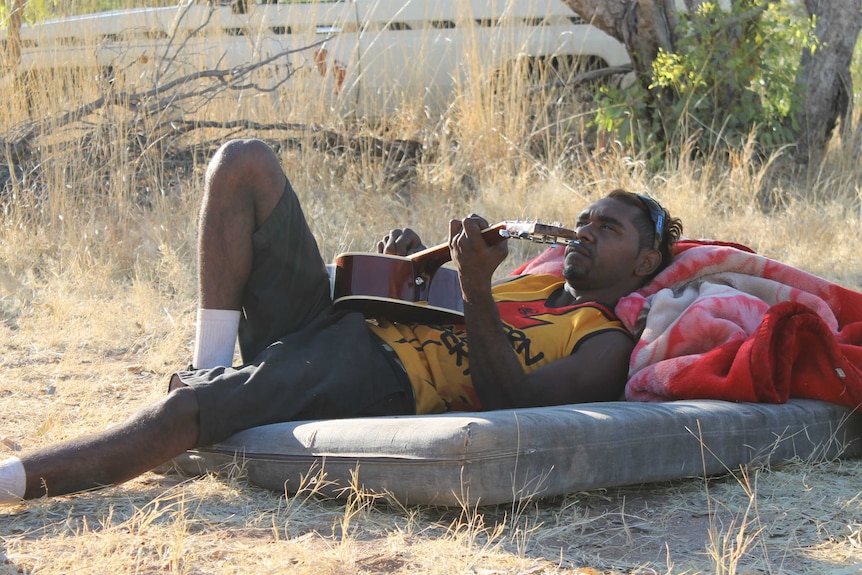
[332,221,576,323]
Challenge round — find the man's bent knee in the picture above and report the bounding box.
[207,139,282,185]
[160,386,202,448]
[164,385,199,420]
[204,139,287,226]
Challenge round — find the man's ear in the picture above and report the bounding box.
[635,248,662,278]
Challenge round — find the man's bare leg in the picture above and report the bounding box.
[0,139,290,502]
[192,139,288,367]
[16,387,200,499]
[198,138,287,310]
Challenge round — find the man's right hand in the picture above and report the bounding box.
[376,228,426,256]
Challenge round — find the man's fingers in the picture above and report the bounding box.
[467,214,490,229]
[393,233,412,254]
[378,228,424,255]
[461,216,484,238]
[375,233,392,253]
[448,219,464,244]
[377,229,401,254]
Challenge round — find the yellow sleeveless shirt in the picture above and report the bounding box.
[367,274,628,414]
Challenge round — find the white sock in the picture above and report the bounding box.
[0,457,26,503]
[192,309,240,369]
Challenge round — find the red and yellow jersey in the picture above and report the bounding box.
[367,274,629,414]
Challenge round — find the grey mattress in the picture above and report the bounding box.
[173,399,862,506]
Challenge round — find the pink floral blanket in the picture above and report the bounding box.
[511,241,862,409]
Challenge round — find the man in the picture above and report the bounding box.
[0,139,682,503]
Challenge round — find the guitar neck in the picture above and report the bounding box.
[333,221,575,322]
[408,223,507,270]
[407,220,577,270]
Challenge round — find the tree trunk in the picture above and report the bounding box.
[793,0,862,163]
[560,0,678,79]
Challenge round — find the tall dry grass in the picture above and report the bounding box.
[1,5,862,574]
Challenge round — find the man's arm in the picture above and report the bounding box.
[515,331,633,406]
[461,282,633,410]
[451,217,632,410]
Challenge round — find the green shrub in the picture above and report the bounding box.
[595,0,816,156]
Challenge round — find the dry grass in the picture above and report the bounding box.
[1,5,862,573]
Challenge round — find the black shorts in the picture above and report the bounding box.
[174,179,414,447]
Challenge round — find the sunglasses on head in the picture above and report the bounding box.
[636,194,665,251]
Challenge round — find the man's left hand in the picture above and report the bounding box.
[449,215,508,299]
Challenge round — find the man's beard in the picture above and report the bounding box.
[562,245,588,284]
[562,258,591,289]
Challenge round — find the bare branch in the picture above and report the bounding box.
[0,2,419,179]
[528,64,633,93]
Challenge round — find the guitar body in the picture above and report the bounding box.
[331,221,575,323]
[332,253,465,323]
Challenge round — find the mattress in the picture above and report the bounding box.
[172,399,862,506]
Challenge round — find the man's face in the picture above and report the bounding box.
[562,197,647,295]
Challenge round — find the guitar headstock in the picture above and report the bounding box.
[498,221,577,244]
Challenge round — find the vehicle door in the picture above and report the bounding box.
[353,0,461,119]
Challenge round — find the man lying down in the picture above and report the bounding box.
[0,138,683,503]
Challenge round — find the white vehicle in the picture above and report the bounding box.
[0,0,632,119]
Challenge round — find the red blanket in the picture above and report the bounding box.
[512,241,862,409]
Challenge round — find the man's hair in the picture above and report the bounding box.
[607,189,683,278]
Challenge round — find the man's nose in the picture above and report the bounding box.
[575,224,595,243]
